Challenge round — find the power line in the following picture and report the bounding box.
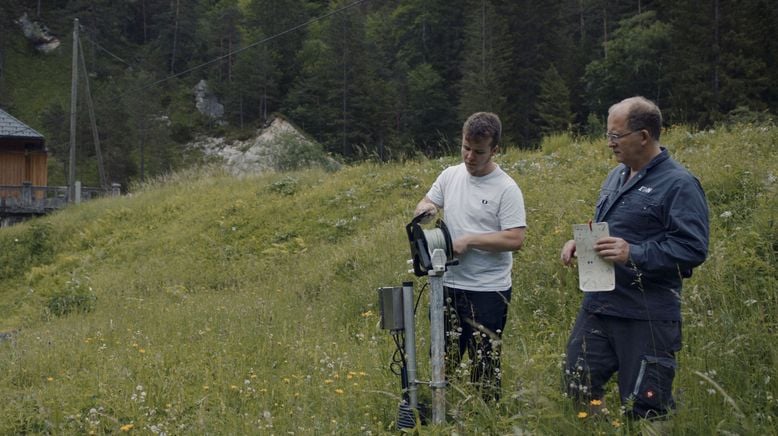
[111,0,369,102]
[81,34,133,68]
[0,0,369,138]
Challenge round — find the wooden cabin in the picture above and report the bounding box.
[0,108,47,197]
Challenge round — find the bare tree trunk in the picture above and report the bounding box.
[239,94,244,129]
[579,0,585,46]
[342,17,348,156]
[142,0,147,43]
[228,38,232,82]
[170,0,180,74]
[481,0,486,79]
[602,7,608,58]
[713,0,720,108]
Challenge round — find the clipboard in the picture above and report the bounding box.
[572,222,615,292]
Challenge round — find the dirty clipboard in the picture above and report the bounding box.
[572,222,615,292]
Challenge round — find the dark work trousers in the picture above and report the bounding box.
[444,286,512,402]
[564,309,682,419]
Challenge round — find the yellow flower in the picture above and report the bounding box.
[611,419,622,428]
[335,389,344,394]
[324,379,334,384]
[120,423,134,432]
[138,348,146,354]
[46,377,54,382]
[577,411,588,419]
[589,399,603,406]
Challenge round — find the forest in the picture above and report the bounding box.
[1,0,776,188]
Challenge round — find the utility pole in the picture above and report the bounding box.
[68,18,79,203]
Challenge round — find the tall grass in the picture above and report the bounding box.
[0,124,775,434]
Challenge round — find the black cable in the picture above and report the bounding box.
[414,282,428,314]
[390,332,405,376]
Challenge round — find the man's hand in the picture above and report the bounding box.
[560,239,576,266]
[594,236,630,264]
[414,199,438,223]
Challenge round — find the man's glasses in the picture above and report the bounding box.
[605,130,641,142]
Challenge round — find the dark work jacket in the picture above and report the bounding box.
[583,148,709,321]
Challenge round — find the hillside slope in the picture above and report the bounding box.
[0,125,776,434]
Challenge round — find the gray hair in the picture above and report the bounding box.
[610,96,662,141]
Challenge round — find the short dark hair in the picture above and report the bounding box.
[463,112,501,148]
[611,96,662,141]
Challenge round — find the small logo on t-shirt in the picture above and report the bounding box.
[482,199,488,204]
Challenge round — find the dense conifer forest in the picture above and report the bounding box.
[1,0,776,187]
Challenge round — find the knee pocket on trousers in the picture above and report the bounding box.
[630,355,676,416]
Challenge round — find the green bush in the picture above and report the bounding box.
[46,278,97,317]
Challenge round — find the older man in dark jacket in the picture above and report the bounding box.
[560,96,709,419]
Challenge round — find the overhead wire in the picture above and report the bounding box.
[0,0,370,137]
[108,0,369,102]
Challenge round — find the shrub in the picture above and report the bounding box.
[46,278,96,317]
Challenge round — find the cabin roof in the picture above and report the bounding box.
[0,108,45,140]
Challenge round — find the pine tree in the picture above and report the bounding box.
[535,65,573,136]
[457,0,510,127]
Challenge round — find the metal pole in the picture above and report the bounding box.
[429,249,447,424]
[68,18,79,203]
[401,281,418,409]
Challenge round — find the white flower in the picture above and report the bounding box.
[720,211,733,219]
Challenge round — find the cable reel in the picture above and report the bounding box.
[406,213,457,277]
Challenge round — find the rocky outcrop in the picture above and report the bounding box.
[16,13,60,53]
[193,79,224,120]
[188,114,339,175]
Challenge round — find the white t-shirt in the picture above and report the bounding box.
[426,163,526,292]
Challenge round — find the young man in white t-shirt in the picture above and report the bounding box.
[414,112,527,401]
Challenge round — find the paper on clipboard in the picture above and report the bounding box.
[573,222,615,292]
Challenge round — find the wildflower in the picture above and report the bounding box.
[47,376,54,382]
[335,389,344,394]
[323,379,333,384]
[590,399,603,406]
[361,310,374,318]
[120,423,134,432]
[719,211,733,219]
[577,412,588,419]
[612,419,622,428]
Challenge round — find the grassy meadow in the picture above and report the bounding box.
[0,124,776,434]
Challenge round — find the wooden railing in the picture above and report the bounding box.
[0,181,121,215]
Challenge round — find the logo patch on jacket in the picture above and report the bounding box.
[638,186,653,194]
